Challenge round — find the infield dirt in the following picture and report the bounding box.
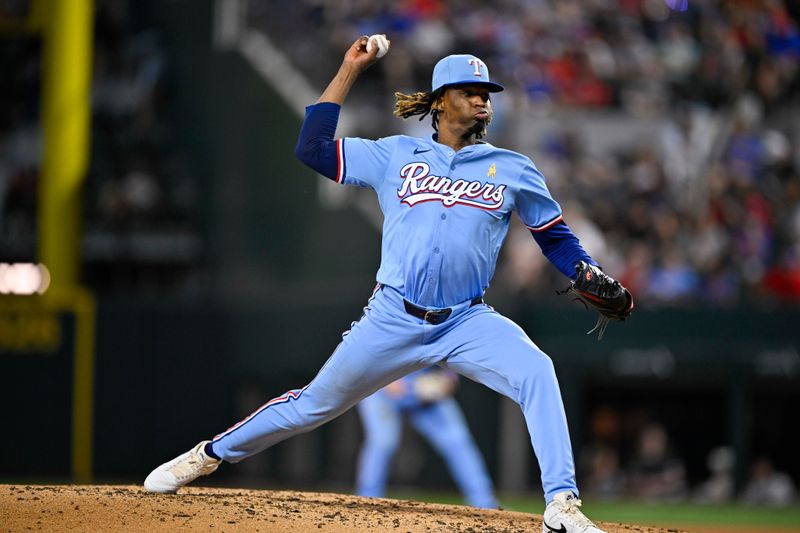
[2,484,688,532]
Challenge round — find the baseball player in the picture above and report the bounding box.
[356,367,498,509]
[144,36,633,533]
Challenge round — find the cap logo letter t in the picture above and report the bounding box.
[468,58,485,77]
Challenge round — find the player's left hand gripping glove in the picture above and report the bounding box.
[567,261,634,340]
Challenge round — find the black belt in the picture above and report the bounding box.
[403,296,483,325]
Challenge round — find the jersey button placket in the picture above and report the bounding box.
[430,156,451,297]
[420,201,447,307]
[428,214,447,306]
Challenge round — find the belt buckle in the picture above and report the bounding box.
[424,308,451,325]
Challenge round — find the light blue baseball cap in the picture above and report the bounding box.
[431,54,504,93]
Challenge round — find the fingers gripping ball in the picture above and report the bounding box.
[366,34,389,58]
[568,261,634,340]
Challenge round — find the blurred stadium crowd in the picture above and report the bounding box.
[251,0,800,308]
[580,408,797,505]
[0,0,202,290]
[1,0,799,305]
[0,13,39,263]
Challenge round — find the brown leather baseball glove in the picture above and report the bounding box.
[567,261,634,340]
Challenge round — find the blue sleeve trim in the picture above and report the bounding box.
[530,220,598,279]
[294,102,342,181]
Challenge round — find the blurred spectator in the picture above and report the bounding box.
[579,406,626,500]
[761,249,800,301]
[644,247,702,305]
[582,444,626,500]
[740,457,798,507]
[626,422,688,501]
[693,446,735,504]
[658,104,716,210]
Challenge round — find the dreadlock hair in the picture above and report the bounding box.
[393,88,443,133]
[393,87,490,139]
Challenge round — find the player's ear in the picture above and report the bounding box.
[432,93,445,112]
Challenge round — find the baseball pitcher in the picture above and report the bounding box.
[144,35,633,533]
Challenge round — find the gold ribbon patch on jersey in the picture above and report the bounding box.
[488,163,497,179]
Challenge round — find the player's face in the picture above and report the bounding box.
[438,85,493,136]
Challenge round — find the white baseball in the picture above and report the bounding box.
[366,34,389,58]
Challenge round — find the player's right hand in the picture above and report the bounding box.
[342,35,390,73]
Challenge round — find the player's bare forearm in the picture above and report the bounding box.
[317,63,362,105]
[317,35,389,105]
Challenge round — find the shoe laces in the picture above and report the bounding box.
[556,497,596,529]
[168,450,215,481]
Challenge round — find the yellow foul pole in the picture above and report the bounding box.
[39,0,94,287]
[38,0,96,482]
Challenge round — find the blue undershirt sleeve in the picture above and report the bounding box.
[530,220,599,279]
[294,102,341,180]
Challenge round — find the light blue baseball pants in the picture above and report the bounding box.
[210,284,578,503]
[357,390,498,508]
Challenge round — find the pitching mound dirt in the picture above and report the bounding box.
[2,484,686,532]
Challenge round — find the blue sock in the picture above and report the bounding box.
[204,441,221,460]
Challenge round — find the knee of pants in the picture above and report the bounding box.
[284,396,349,433]
[305,407,349,433]
[516,352,557,395]
[363,432,400,456]
[528,350,556,375]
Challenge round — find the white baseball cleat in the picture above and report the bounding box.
[542,491,606,533]
[144,440,221,493]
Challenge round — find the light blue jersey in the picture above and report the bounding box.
[336,135,563,307]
